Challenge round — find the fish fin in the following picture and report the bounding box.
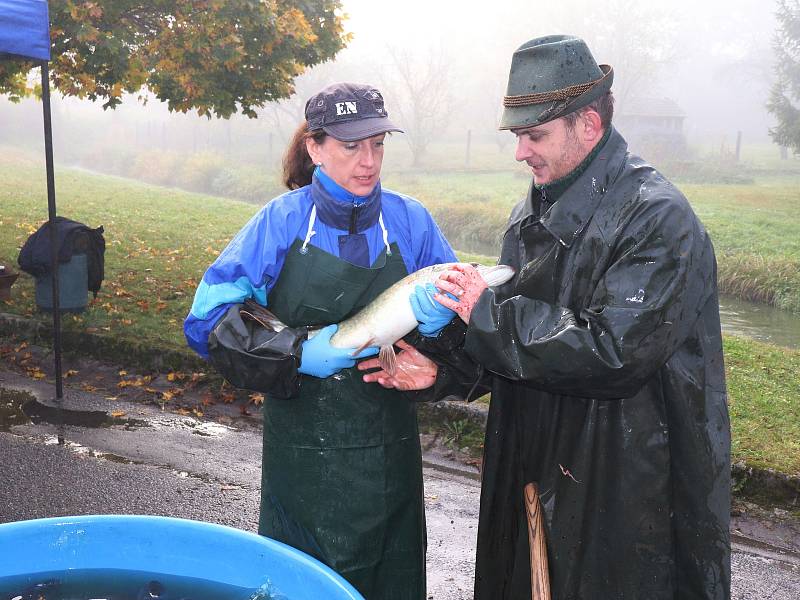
[379,345,398,376]
[352,338,376,356]
[240,300,287,332]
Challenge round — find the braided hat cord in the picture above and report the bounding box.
[504,77,600,108]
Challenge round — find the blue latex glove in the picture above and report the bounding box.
[298,324,379,378]
[410,283,457,337]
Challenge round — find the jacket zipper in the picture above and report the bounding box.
[349,204,359,234]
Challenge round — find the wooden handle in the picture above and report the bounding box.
[525,482,551,600]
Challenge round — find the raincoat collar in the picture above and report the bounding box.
[311,170,382,233]
[520,127,628,248]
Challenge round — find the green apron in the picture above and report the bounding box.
[259,238,426,600]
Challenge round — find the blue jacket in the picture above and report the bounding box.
[185,173,456,358]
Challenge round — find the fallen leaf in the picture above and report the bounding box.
[65,369,79,378]
[27,367,46,380]
[110,410,126,418]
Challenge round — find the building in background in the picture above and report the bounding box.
[616,97,688,160]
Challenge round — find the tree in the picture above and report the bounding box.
[382,44,452,168]
[768,0,800,153]
[0,0,349,118]
[260,60,344,141]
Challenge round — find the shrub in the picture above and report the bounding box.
[430,203,507,256]
[173,152,225,193]
[210,166,283,204]
[130,150,182,187]
[662,159,755,185]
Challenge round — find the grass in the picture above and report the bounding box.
[682,180,800,311]
[724,336,800,477]
[0,151,798,476]
[0,151,259,351]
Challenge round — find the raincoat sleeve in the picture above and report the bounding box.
[207,303,307,400]
[183,195,308,398]
[465,192,715,399]
[409,205,458,268]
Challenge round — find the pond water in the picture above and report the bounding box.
[0,569,287,600]
[719,295,800,350]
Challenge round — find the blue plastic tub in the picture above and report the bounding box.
[0,515,365,599]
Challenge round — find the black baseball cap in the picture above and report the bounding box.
[305,82,404,142]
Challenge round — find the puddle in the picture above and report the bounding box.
[146,416,234,437]
[191,421,235,437]
[43,436,134,465]
[0,388,35,432]
[0,388,148,432]
[720,295,800,350]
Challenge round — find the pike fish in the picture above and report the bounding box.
[242,263,515,375]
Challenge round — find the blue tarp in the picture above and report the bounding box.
[0,0,50,61]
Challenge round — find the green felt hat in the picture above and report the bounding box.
[499,35,613,130]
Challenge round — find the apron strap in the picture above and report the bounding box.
[300,205,317,255]
[301,205,392,257]
[379,212,392,256]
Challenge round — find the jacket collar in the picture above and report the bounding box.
[516,127,628,248]
[310,171,382,233]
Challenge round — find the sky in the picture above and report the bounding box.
[0,0,782,162]
[333,0,777,142]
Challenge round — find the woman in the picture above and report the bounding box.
[184,82,457,599]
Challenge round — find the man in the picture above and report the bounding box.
[362,35,731,599]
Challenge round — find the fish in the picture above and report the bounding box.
[242,263,515,375]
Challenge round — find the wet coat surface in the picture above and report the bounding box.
[465,129,731,599]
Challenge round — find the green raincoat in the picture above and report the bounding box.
[430,128,731,599]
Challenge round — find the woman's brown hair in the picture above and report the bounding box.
[282,121,327,190]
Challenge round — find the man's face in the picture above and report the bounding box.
[512,117,588,186]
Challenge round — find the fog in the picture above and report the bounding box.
[0,0,783,178]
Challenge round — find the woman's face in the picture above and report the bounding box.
[306,134,386,196]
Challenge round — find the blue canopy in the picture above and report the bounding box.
[0,0,50,61]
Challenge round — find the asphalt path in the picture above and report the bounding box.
[1,369,798,599]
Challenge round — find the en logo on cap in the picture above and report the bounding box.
[305,82,403,142]
[336,102,358,116]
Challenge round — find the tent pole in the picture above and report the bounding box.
[41,61,64,409]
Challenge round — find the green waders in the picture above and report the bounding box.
[259,238,426,600]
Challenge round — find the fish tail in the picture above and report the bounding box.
[378,345,398,376]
